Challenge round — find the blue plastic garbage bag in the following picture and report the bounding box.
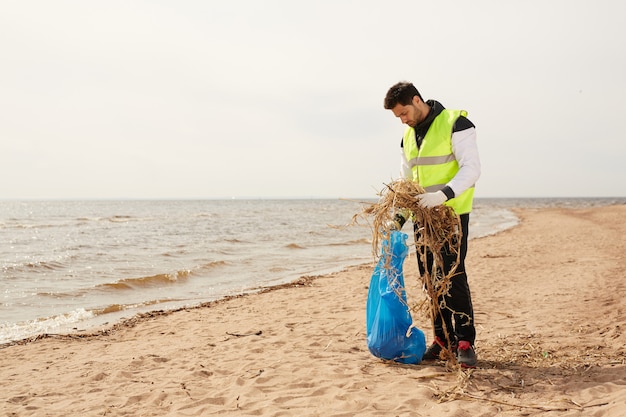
[366,231,426,364]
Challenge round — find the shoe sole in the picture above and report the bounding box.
[460,362,477,369]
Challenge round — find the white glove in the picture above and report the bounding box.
[417,191,447,208]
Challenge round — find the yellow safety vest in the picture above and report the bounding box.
[402,109,475,214]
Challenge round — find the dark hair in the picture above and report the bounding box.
[383,82,423,109]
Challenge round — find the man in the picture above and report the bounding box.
[383,81,481,368]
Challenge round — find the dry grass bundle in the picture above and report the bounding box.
[354,178,463,359]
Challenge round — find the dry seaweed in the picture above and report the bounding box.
[354,178,463,360]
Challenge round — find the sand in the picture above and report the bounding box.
[1,205,625,417]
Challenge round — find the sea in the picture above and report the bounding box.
[1,197,623,345]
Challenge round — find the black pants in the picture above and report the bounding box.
[415,213,475,345]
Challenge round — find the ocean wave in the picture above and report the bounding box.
[76,216,99,221]
[98,270,192,291]
[91,299,178,315]
[196,260,228,272]
[327,238,371,246]
[33,263,227,301]
[3,223,57,229]
[107,215,135,223]
[3,259,69,273]
[470,208,520,239]
[76,215,152,223]
[269,266,290,272]
[0,308,94,345]
[285,243,306,249]
[194,212,217,218]
[0,300,180,345]
[224,238,247,244]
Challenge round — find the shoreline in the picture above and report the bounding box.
[2,205,625,416]
[0,205,521,346]
[0,260,379,349]
[6,196,623,345]
[0,205,519,346]
[0,272,332,350]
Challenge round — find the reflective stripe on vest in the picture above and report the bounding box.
[402,109,475,214]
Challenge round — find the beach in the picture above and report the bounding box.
[1,205,625,416]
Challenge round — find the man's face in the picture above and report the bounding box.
[390,96,426,127]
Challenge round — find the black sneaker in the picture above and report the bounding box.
[422,336,455,361]
[457,341,477,368]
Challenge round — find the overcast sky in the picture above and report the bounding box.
[1,0,625,199]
